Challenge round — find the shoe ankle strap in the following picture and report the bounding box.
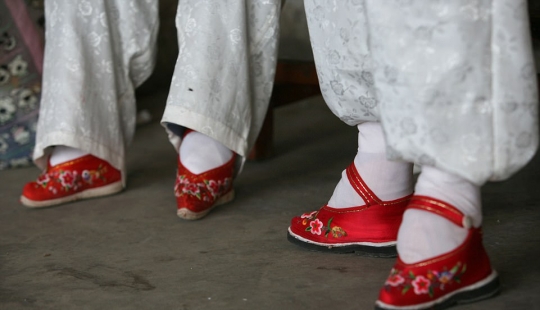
[407,196,473,229]
[346,162,383,206]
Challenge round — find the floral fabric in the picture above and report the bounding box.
[0,0,44,170]
[305,0,538,185]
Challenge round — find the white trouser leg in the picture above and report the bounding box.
[34,0,159,178]
[162,0,280,158]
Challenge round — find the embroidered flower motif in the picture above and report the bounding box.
[175,175,231,202]
[331,226,347,238]
[59,170,77,189]
[31,163,110,197]
[176,175,189,185]
[300,212,347,239]
[385,274,405,287]
[82,170,91,182]
[37,173,50,187]
[301,211,317,219]
[384,262,467,298]
[412,276,431,295]
[183,183,201,196]
[205,179,220,197]
[308,219,324,235]
[434,270,453,285]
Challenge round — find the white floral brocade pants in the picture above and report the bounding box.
[34,0,280,175]
[306,0,538,184]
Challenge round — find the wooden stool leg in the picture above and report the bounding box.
[248,106,274,160]
[249,60,320,161]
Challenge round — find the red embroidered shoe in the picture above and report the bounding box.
[287,162,412,257]
[175,155,235,220]
[20,155,123,208]
[375,196,500,310]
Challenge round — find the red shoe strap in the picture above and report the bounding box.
[346,162,382,206]
[407,196,472,229]
[183,128,194,138]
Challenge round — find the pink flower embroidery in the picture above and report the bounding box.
[385,274,405,287]
[206,180,220,196]
[412,276,431,295]
[309,219,324,235]
[177,175,189,184]
[37,173,50,186]
[59,171,76,188]
[301,211,317,219]
[183,183,200,195]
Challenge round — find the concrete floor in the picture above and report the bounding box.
[1,94,540,310]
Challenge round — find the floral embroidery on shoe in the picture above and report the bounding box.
[36,173,50,186]
[175,174,232,202]
[36,164,109,192]
[59,170,77,189]
[384,262,467,297]
[308,219,324,235]
[302,211,347,238]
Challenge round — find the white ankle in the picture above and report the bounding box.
[397,167,481,264]
[179,131,233,174]
[50,145,89,166]
[327,122,413,209]
[397,209,468,264]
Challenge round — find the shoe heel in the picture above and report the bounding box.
[455,274,500,305]
[215,189,235,206]
[177,189,235,220]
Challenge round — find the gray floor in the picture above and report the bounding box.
[1,94,539,310]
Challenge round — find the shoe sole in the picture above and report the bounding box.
[177,189,235,220]
[20,181,124,208]
[287,227,397,258]
[374,271,500,310]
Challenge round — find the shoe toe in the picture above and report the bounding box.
[21,182,44,201]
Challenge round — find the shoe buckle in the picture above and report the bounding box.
[462,215,473,229]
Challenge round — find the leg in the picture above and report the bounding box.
[297,0,537,308]
[162,0,280,157]
[361,0,536,308]
[288,1,414,256]
[21,0,159,207]
[161,0,281,220]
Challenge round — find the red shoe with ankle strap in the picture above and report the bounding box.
[20,155,123,208]
[175,155,235,220]
[375,196,500,310]
[287,162,412,257]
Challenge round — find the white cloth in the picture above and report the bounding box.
[328,122,413,208]
[49,146,88,167]
[33,0,280,181]
[398,166,480,264]
[305,0,538,185]
[180,131,233,175]
[162,1,280,158]
[34,0,159,180]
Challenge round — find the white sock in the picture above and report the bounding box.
[327,122,413,208]
[397,166,482,264]
[179,131,233,174]
[49,145,89,166]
